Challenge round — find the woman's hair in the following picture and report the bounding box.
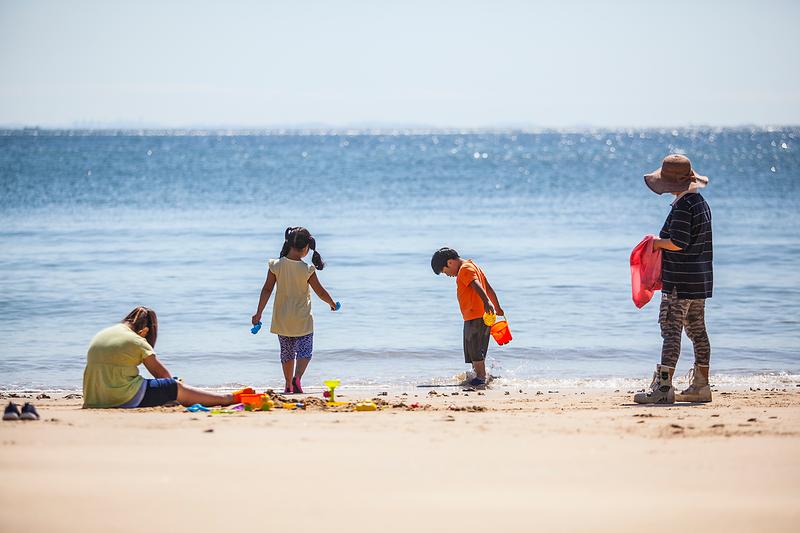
[122,306,158,348]
[279,226,325,270]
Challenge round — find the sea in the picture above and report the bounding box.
[1,128,799,392]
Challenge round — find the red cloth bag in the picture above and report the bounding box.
[630,235,662,308]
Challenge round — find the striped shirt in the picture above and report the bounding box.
[659,192,713,299]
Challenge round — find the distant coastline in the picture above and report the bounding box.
[1,124,798,136]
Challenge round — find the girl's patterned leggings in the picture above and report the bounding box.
[278,333,314,364]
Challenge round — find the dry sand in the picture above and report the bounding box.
[1,385,799,532]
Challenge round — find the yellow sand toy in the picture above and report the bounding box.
[324,379,341,403]
[483,311,496,326]
[355,402,377,411]
[323,379,349,407]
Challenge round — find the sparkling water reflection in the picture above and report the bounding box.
[0,128,798,389]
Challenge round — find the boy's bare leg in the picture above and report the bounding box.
[472,360,487,380]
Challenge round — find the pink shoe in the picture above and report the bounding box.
[292,376,303,394]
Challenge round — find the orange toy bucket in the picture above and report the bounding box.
[239,394,264,410]
[490,319,512,345]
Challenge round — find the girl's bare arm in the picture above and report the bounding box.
[252,271,277,324]
[308,272,337,310]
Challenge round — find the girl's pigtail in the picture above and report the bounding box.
[309,237,325,270]
[279,240,291,258]
[311,250,325,270]
[279,227,296,258]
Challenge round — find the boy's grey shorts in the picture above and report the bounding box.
[463,317,490,363]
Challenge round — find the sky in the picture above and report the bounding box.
[1,0,799,129]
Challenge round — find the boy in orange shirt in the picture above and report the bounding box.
[431,247,504,386]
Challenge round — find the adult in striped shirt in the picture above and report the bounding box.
[634,154,713,405]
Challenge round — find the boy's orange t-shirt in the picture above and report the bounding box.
[456,259,490,321]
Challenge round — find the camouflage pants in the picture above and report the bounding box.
[659,289,711,368]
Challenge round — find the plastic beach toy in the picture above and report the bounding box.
[334,301,341,311]
[355,402,377,411]
[483,312,496,327]
[231,387,256,403]
[324,379,341,403]
[240,394,266,411]
[251,321,262,334]
[490,318,512,345]
[185,404,210,413]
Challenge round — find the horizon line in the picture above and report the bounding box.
[1,123,798,135]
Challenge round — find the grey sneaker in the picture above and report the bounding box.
[20,402,40,420]
[3,402,21,421]
[676,365,712,403]
[633,364,675,404]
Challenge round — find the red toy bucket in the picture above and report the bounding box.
[490,319,512,345]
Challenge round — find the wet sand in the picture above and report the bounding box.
[1,386,799,532]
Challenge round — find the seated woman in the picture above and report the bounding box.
[82,306,251,408]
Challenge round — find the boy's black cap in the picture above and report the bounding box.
[431,247,459,274]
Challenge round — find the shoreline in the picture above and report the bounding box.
[2,371,799,397]
[2,387,799,532]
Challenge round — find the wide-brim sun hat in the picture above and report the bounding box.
[644,154,709,195]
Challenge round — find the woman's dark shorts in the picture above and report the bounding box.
[463,317,490,363]
[138,378,179,407]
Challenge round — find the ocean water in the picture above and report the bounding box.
[1,128,799,391]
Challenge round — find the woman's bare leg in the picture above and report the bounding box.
[176,383,234,407]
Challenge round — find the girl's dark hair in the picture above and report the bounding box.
[122,306,158,348]
[279,227,325,270]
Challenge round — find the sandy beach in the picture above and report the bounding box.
[1,385,799,532]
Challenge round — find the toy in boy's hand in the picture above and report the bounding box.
[250,321,262,334]
[332,301,341,311]
[483,312,496,327]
